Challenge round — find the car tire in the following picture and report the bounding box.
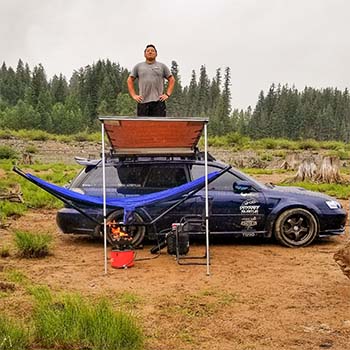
[105,210,145,247]
[274,208,318,247]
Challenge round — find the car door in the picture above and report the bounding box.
[190,165,267,235]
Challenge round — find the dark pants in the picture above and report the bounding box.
[137,101,166,117]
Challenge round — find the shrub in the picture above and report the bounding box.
[0,128,14,140]
[31,287,143,350]
[320,140,345,150]
[256,138,279,150]
[0,146,17,159]
[0,314,30,350]
[14,129,51,141]
[73,131,100,142]
[14,231,53,258]
[297,139,320,150]
[24,145,38,154]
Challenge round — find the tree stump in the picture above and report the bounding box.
[334,241,350,279]
[280,153,301,170]
[315,156,342,183]
[290,157,317,182]
[22,152,33,165]
[0,183,23,203]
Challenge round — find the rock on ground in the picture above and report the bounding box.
[334,241,350,279]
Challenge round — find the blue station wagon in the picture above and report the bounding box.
[56,153,347,248]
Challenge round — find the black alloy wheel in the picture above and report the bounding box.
[274,208,318,247]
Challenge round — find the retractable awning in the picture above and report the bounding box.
[100,116,208,155]
[99,116,211,276]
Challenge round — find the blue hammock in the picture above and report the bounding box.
[14,166,230,223]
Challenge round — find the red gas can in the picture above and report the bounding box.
[110,249,135,269]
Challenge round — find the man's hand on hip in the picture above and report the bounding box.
[132,95,143,103]
[159,94,169,102]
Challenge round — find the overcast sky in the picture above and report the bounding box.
[1,0,349,110]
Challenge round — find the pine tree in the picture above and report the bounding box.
[167,60,184,117]
[184,70,198,117]
[31,64,48,107]
[50,73,68,104]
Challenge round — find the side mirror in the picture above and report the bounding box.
[233,180,253,194]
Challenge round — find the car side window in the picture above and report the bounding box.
[80,166,119,188]
[191,165,240,191]
[144,166,187,189]
[117,165,148,187]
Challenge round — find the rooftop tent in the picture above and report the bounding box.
[99,116,211,275]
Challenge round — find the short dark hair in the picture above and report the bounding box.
[145,44,157,52]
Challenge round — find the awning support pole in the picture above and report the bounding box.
[204,123,210,276]
[102,121,108,275]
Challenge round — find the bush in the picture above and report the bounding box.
[24,145,38,154]
[0,128,14,140]
[0,146,17,159]
[14,129,51,141]
[31,287,143,350]
[297,139,320,150]
[0,314,30,350]
[14,231,53,258]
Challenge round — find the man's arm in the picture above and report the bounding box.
[127,76,143,103]
[159,75,176,102]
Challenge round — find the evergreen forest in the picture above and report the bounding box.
[0,59,349,141]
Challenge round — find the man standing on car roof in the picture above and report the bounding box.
[127,44,175,117]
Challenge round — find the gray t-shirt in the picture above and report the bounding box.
[130,61,171,103]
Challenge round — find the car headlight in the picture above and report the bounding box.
[325,200,342,209]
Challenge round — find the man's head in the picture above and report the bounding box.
[144,44,157,63]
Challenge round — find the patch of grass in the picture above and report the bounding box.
[14,129,52,141]
[14,231,53,258]
[31,286,143,350]
[72,131,100,142]
[260,152,273,161]
[0,202,26,221]
[273,149,287,158]
[55,134,72,143]
[0,314,30,350]
[117,291,142,307]
[320,140,345,150]
[0,146,17,159]
[255,138,280,150]
[243,168,288,175]
[0,129,14,140]
[4,269,29,285]
[23,186,62,209]
[297,139,320,150]
[0,245,10,258]
[279,181,350,199]
[224,132,250,147]
[325,149,349,160]
[24,145,38,154]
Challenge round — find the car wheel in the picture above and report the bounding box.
[105,210,145,247]
[274,208,318,247]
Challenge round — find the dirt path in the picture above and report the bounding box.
[1,208,349,350]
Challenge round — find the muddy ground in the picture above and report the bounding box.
[0,141,350,350]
